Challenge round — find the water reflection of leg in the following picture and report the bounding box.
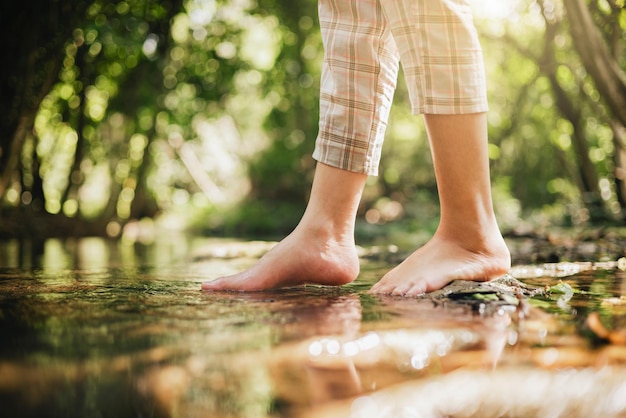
[135,365,190,418]
[209,288,364,339]
[295,313,513,418]
[265,292,365,406]
[306,345,362,404]
[181,291,366,411]
[294,323,510,418]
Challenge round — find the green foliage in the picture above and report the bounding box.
[1,0,626,240]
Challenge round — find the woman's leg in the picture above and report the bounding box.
[369,112,510,296]
[201,163,366,291]
[368,0,510,295]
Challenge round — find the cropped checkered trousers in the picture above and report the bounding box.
[312,0,488,175]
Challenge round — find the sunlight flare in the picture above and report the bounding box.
[472,0,521,19]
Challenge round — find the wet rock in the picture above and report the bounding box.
[424,275,545,314]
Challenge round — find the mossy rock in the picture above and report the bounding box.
[425,274,544,314]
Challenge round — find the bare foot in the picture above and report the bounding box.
[369,232,511,296]
[201,227,360,291]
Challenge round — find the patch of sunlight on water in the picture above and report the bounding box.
[0,237,625,418]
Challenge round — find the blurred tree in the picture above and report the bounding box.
[482,0,625,226]
[224,0,322,235]
[563,0,626,213]
[0,0,182,237]
[0,0,89,205]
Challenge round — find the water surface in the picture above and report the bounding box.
[1,237,625,418]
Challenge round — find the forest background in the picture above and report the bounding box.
[1,0,625,250]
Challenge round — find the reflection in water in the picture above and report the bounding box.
[0,238,625,417]
[297,324,506,407]
[305,367,626,418]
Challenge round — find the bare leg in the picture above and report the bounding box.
[370,113,511,296]
[201,163,366,291]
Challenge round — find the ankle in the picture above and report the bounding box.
[298,214,356,244]
[435,222,508,254]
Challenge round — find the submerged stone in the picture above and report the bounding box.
[423,274,545,314]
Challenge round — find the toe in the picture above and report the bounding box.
[368,280,392,295]
[389,283,413,296]
[201,279,224,291]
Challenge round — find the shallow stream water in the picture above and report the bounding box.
[1,237,625,418]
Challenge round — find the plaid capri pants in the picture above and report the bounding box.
[312,0,488,176]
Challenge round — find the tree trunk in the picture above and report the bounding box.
[563,0,626,128]
[61,45,90,208]
[0,0,88,199]
[536,0,606,220]
[610,120,626,216]
[564,0,626,220]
